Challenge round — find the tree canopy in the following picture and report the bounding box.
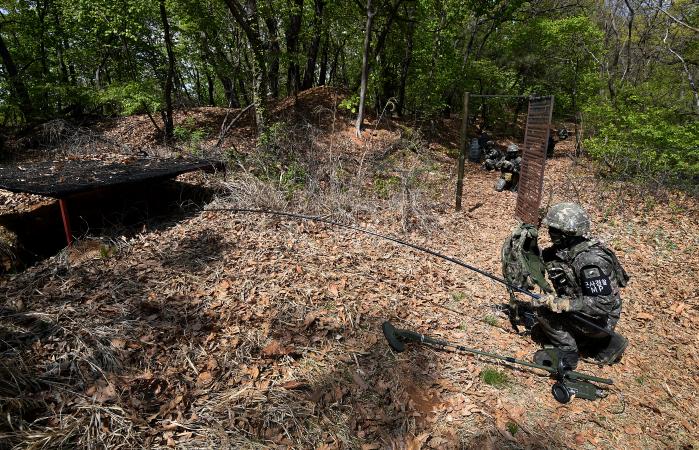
[0,0,696,180]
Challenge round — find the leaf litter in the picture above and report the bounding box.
[1,89,699,449]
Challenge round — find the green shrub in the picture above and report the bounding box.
[374,176,400,199]
[338,94,360,114]
[451,291,466,302]
[584,98,699,188]
[258,121,289,152]
[480,368,508,388]
[483,315,498,326]
[279,161,307,198]
[173,117,208,155]
[98,81,162,116]
[506,421,519,436]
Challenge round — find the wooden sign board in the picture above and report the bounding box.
[515,96,554,225]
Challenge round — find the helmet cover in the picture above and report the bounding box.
[543,202,590,236]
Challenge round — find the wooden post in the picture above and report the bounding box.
[455,92,469,211]
[58,198,73,247]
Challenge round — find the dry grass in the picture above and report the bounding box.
[215,113,438,236]
[35,119,134,157]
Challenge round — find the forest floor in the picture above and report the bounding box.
[1,87,698,449]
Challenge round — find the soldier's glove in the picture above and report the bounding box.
[533,294,570,313]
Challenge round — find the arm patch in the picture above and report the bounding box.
[580,265,612,296]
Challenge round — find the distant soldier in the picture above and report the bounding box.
[482,141,501,171]
[495,144,521,191]
[532,203,629,370]
[477,129,490,150]
[547,127,569,157]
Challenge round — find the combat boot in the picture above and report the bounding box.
[592,333,628,365]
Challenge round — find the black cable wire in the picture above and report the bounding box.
[205,207,616,337]
[206,206,537,295]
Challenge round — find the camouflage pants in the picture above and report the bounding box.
[536,310,610,353]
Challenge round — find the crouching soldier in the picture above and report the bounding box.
[532,203,629,370]
[483,144,502,171]
[495,144,521,192]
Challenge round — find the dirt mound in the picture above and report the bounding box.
[272,85,351,120]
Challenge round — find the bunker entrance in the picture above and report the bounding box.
[0,158,223,272]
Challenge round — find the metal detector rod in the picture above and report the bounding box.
[401,326,614,385]
[208,208,615,337]
[520,310,613,337]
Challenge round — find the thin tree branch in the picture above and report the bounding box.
[664,28,699,114]
[650,2,699,33]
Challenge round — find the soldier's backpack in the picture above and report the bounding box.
[501,223,551,293]
[501,223,551,332]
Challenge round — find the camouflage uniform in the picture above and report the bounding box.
[495,144,521,191]
[536,203,628,365]
[483,148,502,171]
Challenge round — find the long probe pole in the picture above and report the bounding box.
[386,322,613,385]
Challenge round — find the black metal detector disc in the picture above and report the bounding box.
[382,321,405,352]
[552,382,572,403]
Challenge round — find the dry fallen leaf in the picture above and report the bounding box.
[94,383,117,403]
[351,371,368,390]
[674,303,687,315]
[574,433,587,445]
[197,371,213,385]
[261,340,293,357]
[328,283,339,297]
[406,432,430,450]
[624,425,642,435]
[110,338,126,349]
[360,444,381,450]
[281,380,307,390]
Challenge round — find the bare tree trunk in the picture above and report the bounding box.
[194,68,203,104]
[355,0,374,137]
[318,31,329,86]
[52,7,71,84]
[159,0,176,139]
[223,0,268,131]
[285,0,303,95]
[302,0,325,90]
[220,76,241,108]
[37,0,49,77]
[264,12,280,98]
[206,71,215,106]
[238,77,250,105]
[328,43,342,85]
[371,0,404,60]
[351,0,405,91]
[664,30,699,115]
[0,32,32,118]
[621,0,634,83]
[396,3,415,117]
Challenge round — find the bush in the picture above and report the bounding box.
[97,81,162,116]
[584,98,699,189]
[173,117,208,155]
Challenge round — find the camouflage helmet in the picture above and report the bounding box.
[543,202,590,236]
[507,143,519,154]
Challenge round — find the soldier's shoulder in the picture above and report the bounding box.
[574,242,615,266]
